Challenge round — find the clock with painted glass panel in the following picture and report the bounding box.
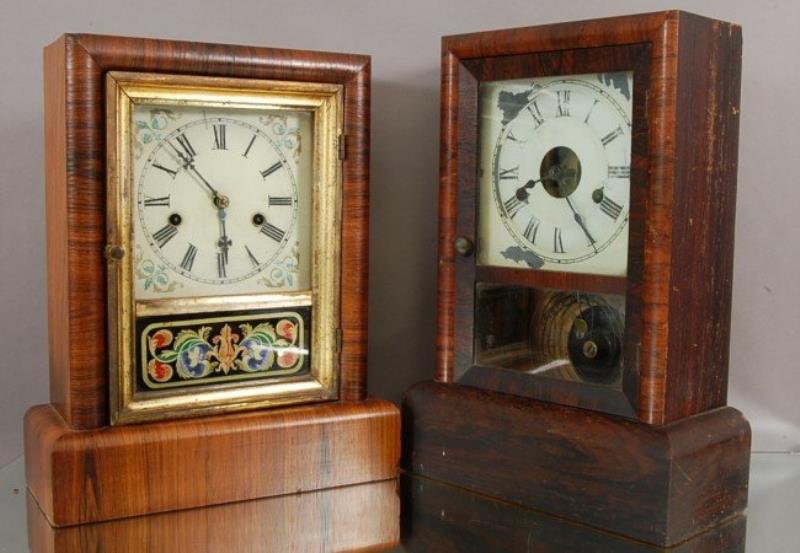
[477,72,633,277]
[105,71,344,423]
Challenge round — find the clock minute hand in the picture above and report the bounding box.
[189,165,223,202]
[167,141,222,202]
[565,196,598,252]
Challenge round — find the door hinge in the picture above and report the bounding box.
[335,328,343,353]
[338,134,347,160]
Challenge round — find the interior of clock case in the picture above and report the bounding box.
[474,284,625,390]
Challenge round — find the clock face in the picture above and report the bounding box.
[131,104,312,300]
[477,72,633,277]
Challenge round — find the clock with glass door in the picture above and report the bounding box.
[26,34,399,528]
[403,12,751,547]
[107,71,338,423]
[470,70,634,398]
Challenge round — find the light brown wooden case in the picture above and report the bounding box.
[26,33,399,527]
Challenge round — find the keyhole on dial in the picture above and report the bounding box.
[540,146,582,199]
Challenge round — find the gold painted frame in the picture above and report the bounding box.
[106,71,343,425]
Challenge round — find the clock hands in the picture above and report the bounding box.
[166,140,226,207]
[513,165,571,202]
[508,159,597,252]
[216,207,232,277]
[565,195,597,252]
[164,138,235,274]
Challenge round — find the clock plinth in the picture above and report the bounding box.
[26,398,399,527]
[401,463,747,552]
[403,382,749,547]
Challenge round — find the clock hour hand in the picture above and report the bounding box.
[216,207,232,271]
[565,196,597,252]
[513,165,570,202]
[514,177,543,201]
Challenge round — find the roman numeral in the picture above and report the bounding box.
[584,98,599,124]
[557,90,571,117]
[498,166,519,180]
[217,251,227,278]
[179,244,198,272]
[245,245,260,266]
[608,165,631,178]
[260,162,283,179]
[212,123,226,150]
[268,196,293,206]
[507,130,521,142]
[601,125,624,147]
[152,163,178,178]
[143,195,170,207]
[152,224,178,248]
[600,196,624,220]
[243,134,257,158]
[523,217,539,244]
[553,227,565,253]
[173,133,196,165]
[260,222,286,242]
[503,195,524,219]
[527,101,544,126]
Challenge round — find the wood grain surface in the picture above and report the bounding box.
[435,11,743,424]
[25,398,400,527]
[43,33,372,429]
[28,479,399,553]
[402,381,750,547]
[401,473,747,553]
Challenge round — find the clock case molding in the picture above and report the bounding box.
[403,11,750,547]
[25,33,399,527]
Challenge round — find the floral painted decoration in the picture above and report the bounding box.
[259,113,302,162]
[259,243,300,289]
[134,247,182,293]
[133,108,179,159]
[144,314,304,389]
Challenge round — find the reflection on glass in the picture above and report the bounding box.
[474,284,625,388]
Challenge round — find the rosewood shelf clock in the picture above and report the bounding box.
[403,11,750,547]
[25,34,399,527]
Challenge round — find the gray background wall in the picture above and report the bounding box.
[0,0,797,467]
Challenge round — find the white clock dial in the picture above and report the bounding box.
[477,72,633,277]
[131,105,312,300]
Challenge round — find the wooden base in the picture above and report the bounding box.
[400,473,746,552]
[402,382,750,547]
[25,398,400,527]
[27,479,399,553]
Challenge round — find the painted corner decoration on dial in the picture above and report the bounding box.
[477,72,633,277]
[132,104,313,300]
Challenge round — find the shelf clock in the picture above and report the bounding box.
[403,11,750,547]
[25,34,399,527]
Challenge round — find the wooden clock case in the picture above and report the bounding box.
[25,34,399,527]
[403,11,749,547]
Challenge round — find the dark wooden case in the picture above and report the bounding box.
[404,11,750,547]
[26,33,399,527]
[401,472,747,552]
[403,382,749,547]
